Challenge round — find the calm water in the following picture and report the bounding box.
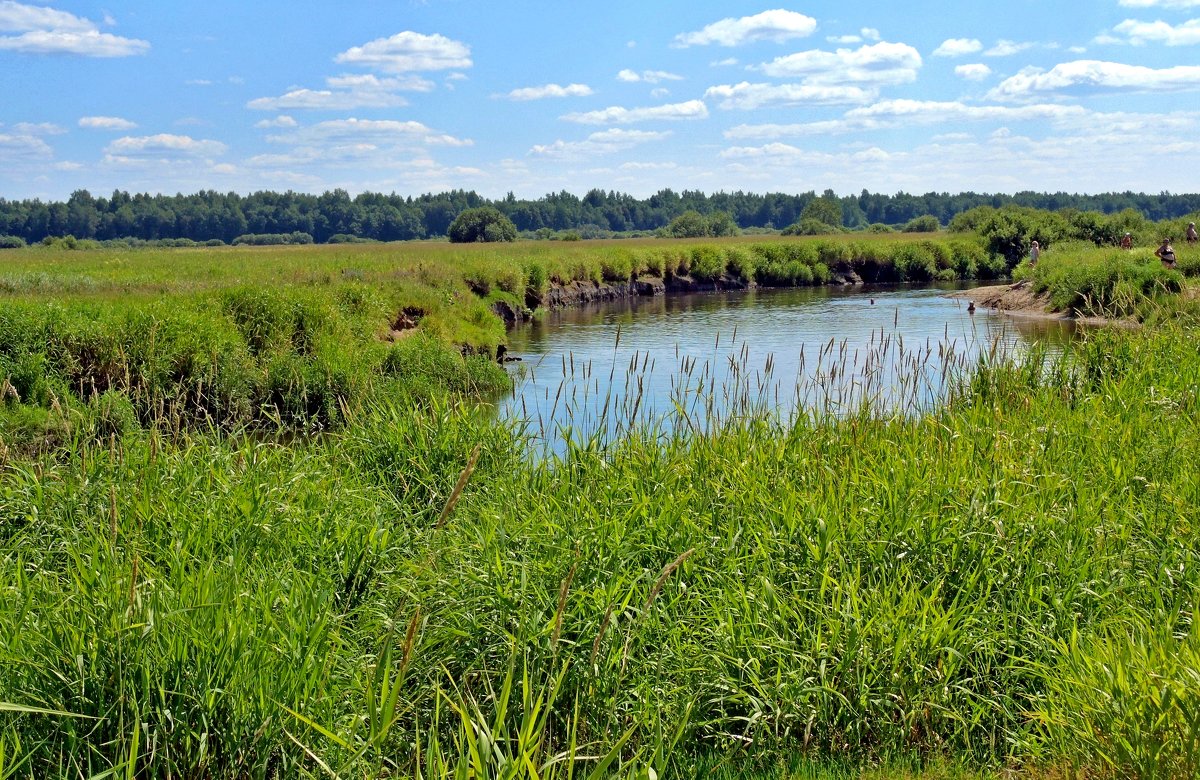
[497,285,1082,450]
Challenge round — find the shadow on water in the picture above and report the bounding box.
[493,284,1086,456]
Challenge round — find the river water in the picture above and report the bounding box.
[497,285,1081,451]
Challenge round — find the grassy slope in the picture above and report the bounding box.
[1,239,1199,778]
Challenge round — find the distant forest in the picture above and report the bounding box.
[2,187,1200,245]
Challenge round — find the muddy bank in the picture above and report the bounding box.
[949,282,1130,328]
[493,267,867,325]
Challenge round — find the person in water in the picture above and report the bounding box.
[1029,240,1040,266]
[1156,238,1177,269]
[1188,222,1198,245]
[1120,232,1133,249]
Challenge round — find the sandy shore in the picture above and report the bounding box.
[947,282,1129,327]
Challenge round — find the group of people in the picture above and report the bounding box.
[1030,221,1197,270]
[1152,221,1197,269]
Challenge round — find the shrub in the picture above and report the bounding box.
[448,207,518,243]
[689,246,726,281]
[0,235,26,249]
[902,215,940,233]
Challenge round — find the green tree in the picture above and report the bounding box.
[800,195,843,228]
[448,207,518,243]
[707,211,740,237]
[665,210,710,238]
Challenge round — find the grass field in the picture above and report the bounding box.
[2,236,1199,778]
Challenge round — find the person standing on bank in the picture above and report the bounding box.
[1187,222,1198,245]
[1121,232,1133,249]
[1029,240,1040,266]
[1156,238,1177,269]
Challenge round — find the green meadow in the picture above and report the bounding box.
[2,233,1200,778]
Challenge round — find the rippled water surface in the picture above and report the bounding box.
[497,285,1082,450]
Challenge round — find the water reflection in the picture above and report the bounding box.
[497,285,1082,452]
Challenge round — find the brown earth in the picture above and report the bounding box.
[948,282,1133,328]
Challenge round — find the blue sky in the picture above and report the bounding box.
[2,0,1200,200]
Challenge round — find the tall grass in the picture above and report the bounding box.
[3,305,1200,777]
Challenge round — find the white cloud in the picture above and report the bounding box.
[985,39,1035,57]
[617,69,683,83]
[79,116,137,131]
[711,57,739,67]
[104,134,227,159]
[334,31,471,73]
[248,74,430,111]
[828,35,861,44]
[1119,0,1200,6]
[704,82,873,109]
[266,118,472,148]
[650,87,670,98]
[0,1,94,33]
[0,28,148,56]
[253,115,298,129]
[0,3,147,57]
[933,38,983,57]
[12,121,64,135]
[861,28,881,42]
[674,9,817,47]
[530,128,671,159]
[723,100,1097,138]
[561,99,709,124]
[1112,18,1200,46]
[0,132,53,161]
[503,83,593,101]
[760,41,922,86]
[619,161,678,171]
[186,79,213,86]
[989,59,1200,100]
[955,63,992,81]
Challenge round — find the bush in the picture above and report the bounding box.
[448,207,518,243]
[781,219,841,236]
[0,235,26,249]
[902,215,940,233]
[232,232,314,246]
[689,246,726,281]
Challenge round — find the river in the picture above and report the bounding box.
[497,284,1081,452]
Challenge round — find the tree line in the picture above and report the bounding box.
[1,186,1199,245]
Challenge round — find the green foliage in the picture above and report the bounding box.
[800,194,844,227]
[1032,249,1184,317]
[664,210,711,238]
[0,235,26,249]
[902,215,940,233]
[707,210,740,237]
[1035,624,1200,780]
[782,218,842,236]
[231,231,314,246]
[448,207,518,243]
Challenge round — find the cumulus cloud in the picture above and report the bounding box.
[248,74,430,111]
[0,131,53,162]
[988,59,1200,100]
[104,134,227,159]
[503,83,593,100]
[617,69,684,83]
[79,116,137,131]
[723,100,1098,138]
[561,99,709,124]
[955,63,992,81]
[1112,18,1200,46]
[0,1,147,57]
[12,121,64,135]
[1119,0,1200,6]
[704,82,873,109]
[933,38,983,57]
[985,40,1035,57]
[674,9,817,47]
[760,41,922,86]
[529,128,671,159]
[253,115,298,129]
[334,31,471,73]
[265,118,472,148]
